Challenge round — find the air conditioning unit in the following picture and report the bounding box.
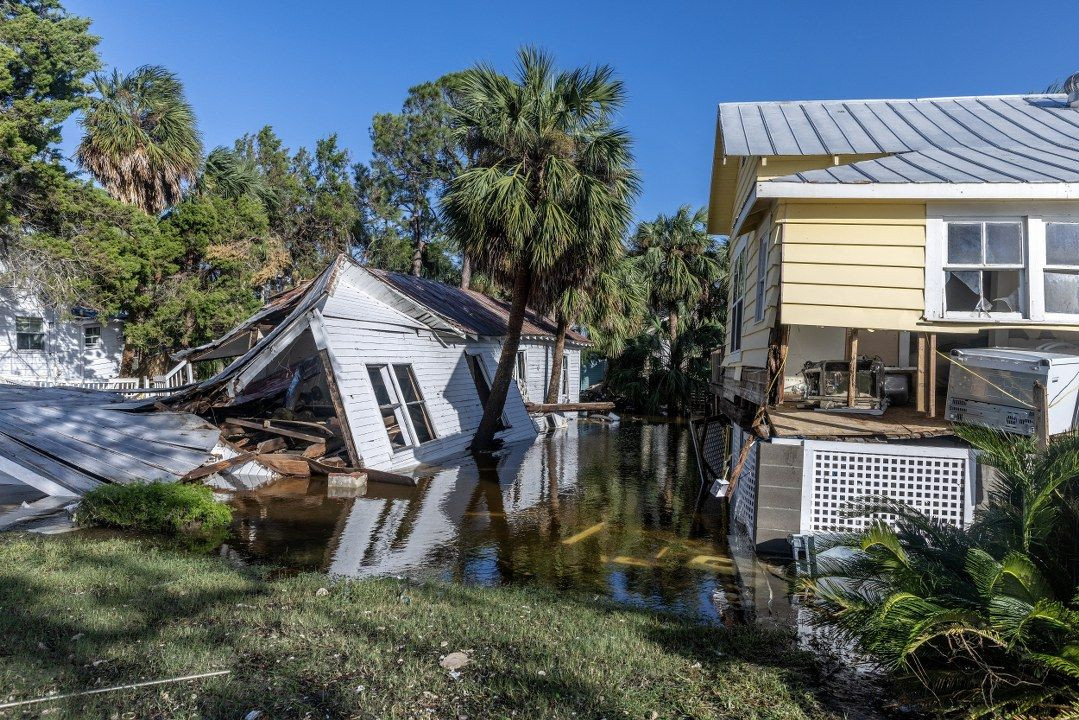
[946,348,1079,436]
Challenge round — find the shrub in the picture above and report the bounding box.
[79,482,232,537]
[799,425,1079,718]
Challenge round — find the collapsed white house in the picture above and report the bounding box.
[175,254,590,474]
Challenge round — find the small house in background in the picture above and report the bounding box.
[176,254,588,474]
[703,88,1079,554]
[0,285,125,386]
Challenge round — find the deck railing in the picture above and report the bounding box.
[10,359,195,397]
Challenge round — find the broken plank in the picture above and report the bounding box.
[524,402,616,413]
[301,441,327,459]
[224,418,324,443]
[183,451,259,481]
[256,453,312,477]
[256,437,287,453]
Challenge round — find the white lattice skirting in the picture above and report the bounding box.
[799,440,975,534]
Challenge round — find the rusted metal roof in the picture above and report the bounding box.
[366,269,590,344]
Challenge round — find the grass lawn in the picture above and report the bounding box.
[0,534,840,720]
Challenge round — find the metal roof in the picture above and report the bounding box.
[719,94,1079,184]
[366,269,590,344]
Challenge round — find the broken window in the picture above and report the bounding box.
[944,221,1024,316]
[367,363,435,449]
[513,350,528,399]
[15,316,44,351]
[1044,223,1079,315]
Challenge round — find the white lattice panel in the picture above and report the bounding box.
[730,426,758,538]
[801,441,974,534]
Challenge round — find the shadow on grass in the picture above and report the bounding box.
[0,535,838,719]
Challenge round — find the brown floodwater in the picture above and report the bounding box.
[221,418,742,620]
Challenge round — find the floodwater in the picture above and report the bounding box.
[222,418,744,621]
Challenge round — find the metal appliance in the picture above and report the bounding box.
[946,348,1079,436]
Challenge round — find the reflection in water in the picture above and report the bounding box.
[225,419,738,620]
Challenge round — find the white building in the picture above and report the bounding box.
[0,287,124,385]
[180,255,588,472]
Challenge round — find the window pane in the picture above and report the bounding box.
[985,223,1022,264]
[366,366,393,406]
[15,317,42,333]
[1045,271,1079,314]
[392,364,422,404]
[85,326,101,346]
[945,271,981,311]
[984,270,1021,313]
[381,407,407,448]
[947,223,982,264]
[406,403,434,444]
[1047,223,1079,265]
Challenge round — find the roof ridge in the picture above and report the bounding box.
[719,93,1065,108]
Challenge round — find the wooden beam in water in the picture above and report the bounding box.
[525,402,615,413]
[561,521,607,545]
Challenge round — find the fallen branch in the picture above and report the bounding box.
[0,670,231,710]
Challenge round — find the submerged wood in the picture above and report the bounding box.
[525,402,615,413]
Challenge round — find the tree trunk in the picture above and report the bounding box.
[472,264,533,452]
[667,307,679,367]
[460,252,472,290]
[410,239,425,277]
[119,345,138,377]
[667,307,680,417]
[544,314,570,404]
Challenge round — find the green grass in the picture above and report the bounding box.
[77,482,231,537]
[0,535,839,719]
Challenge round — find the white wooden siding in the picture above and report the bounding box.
[0,288,123,383]
[316,272,537,472]
[517,341,581,404]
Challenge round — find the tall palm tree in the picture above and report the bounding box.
[444,47,638,450]
[631,206,721,357]
[77,65,202,215]
[544,253,647,403]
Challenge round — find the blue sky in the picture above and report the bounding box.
[64,0,1079,226]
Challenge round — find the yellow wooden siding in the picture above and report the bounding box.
[723,213,779,369]
[778,200,928,332]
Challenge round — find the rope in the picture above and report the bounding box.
[934,350,1034,409]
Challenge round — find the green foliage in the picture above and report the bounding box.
[601,206,727,414]
[800,427,1079,717]
[443,47,638,447]
[0,0,100,244]
[78,482,232,537]
[366,74,465,279]
[77,65,203,214]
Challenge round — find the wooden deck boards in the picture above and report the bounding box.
[767,401,952,440]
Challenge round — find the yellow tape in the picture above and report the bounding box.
[934,350,1034,409]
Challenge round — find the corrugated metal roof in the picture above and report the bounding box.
[366,269,590,344]
[719,94,1079,184]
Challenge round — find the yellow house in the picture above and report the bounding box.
[704,89,1079,553]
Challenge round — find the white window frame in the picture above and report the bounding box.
[513,349,528,400]
[561,353,569,399]
[366,363,437,451]
[83,324,102,349]
[1042,221,1079,320]
[15,316,45,352]
[754,233,768,323]
[925,203,1079,324]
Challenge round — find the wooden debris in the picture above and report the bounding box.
[301,441,327,459]
[256,437,286,453]
[224,418,324,444]
[183,451,258,481]
[256,453,311,477]
[524,401,615,413]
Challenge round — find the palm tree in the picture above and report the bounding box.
[631,206,721,357]
[444,47,638,450]
[197,146,273,204]
[800,424,1079,717]
[544,253,647,403]
[77,65,202,215]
